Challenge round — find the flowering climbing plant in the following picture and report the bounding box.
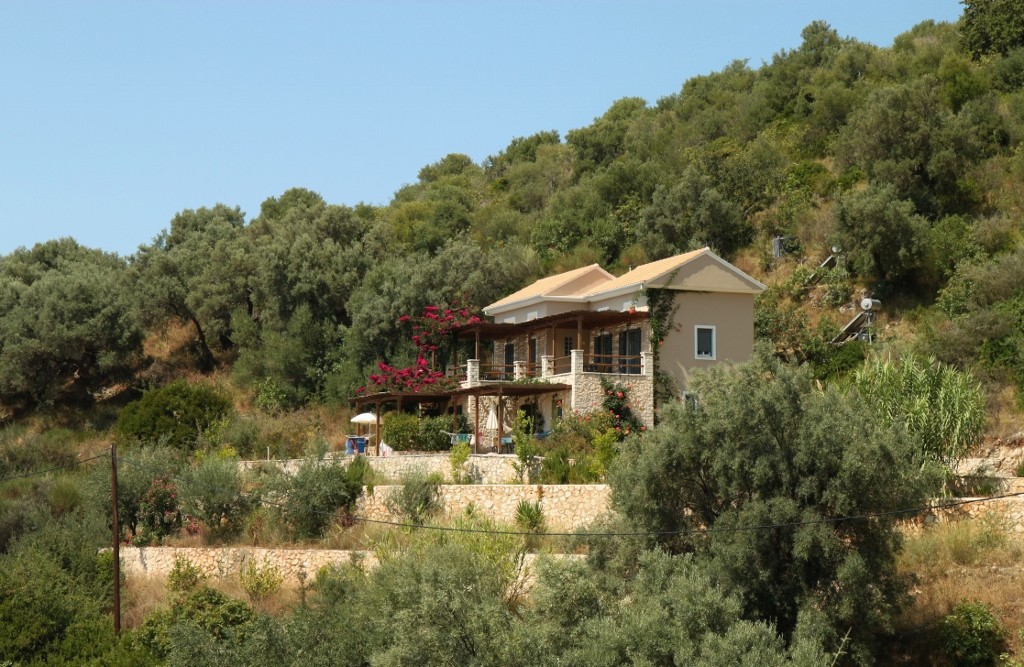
[601,379,645,440]
[399,299,482,355]
[358,299,482,395]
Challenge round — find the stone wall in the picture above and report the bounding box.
[359,484,611,531]
[118,492,1024,586]
[571,372,654,427]
[915,495,1024,533]
[119,547,574,585]
[240,453,523,484]
[119,546,377,584]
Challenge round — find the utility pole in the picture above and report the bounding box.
[111,442,121,636]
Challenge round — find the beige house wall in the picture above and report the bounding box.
[660,291,755,394]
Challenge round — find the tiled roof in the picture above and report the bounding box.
[583,248,706,297]
[485,263,612,310]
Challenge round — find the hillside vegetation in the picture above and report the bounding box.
[3,3,1024,665]
[1,9,1023,422]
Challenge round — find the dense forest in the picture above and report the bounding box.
[3,2,1024,664]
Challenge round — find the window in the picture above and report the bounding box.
[593,332,612,371]
[695,325,716,360]
[618,328,641,374]
[528,337,537,372]
[564,335,573,357]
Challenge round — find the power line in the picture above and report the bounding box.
[0,452,110,484]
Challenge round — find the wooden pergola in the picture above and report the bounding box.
[352,382,570,453]
[451,309,649,362]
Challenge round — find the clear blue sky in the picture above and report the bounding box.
[0,1,964,257]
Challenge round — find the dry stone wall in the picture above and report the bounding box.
[914,495,1024,533]
[359,484,611,531]
[119,546,377,584]
[240,453,523,484]
[119,547,576,585]
[118,489,1024,585]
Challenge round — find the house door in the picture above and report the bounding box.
[504,342,515,380]
[619,328,641,374]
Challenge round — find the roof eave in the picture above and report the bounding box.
[484,294,588,316]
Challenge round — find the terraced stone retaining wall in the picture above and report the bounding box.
[118,547,571,585]
[241,453,523,484]
[358,483,611,531]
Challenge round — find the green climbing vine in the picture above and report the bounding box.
[643,285,681,413]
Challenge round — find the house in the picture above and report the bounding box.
[355,247,765,451]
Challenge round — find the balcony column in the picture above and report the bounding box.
[466,359,480,386]
[641,351,655,378]
[570,349,584,410]
[541,355,553,377]
[513,360,527,380]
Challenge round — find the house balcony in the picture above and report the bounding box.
[455,350,654,389]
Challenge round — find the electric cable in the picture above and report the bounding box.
[0,452,110,484]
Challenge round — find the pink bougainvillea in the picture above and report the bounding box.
[359,299,481,395]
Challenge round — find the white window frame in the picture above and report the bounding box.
[694,325,716,360]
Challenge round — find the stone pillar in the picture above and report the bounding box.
[570,349,583,410]
[466,359,480,387]
[541,354,553,377]
[514,360,527,380]
[641,351,655,378]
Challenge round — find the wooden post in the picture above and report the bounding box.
[496,388,504,452]
[576,316,583,351]
[375,401,381,455]
[474,329,480,360]
[111,442,121,637]
[474,393,480,455]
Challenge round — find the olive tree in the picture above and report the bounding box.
[609,354,939,662]
[0,239,142,407]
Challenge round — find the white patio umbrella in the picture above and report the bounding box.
[485,407,498,431]
[350,412,378,425]
[350,412,379,438]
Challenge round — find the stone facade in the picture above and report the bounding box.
[359,484,611,531]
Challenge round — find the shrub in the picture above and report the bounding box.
[539,445,600,484]
[601,380,643,439]
[386,471,443,525]
[281,453,365,539]
[179,455,252,541]
[449,441,473,483]
[167,556,206,594]
[417,416,453,451]
[239,560,284,603]
[116,381,232,451]
[84,445,183,542]
[514,500,545,534]
[0,426,78,478]
[135,475,181,544]
[512,410,541,483]
[136,586,257,659]
[940,600,1007,667]
[381,412,419,451]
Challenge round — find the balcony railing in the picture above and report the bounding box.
[584,353,642,375]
